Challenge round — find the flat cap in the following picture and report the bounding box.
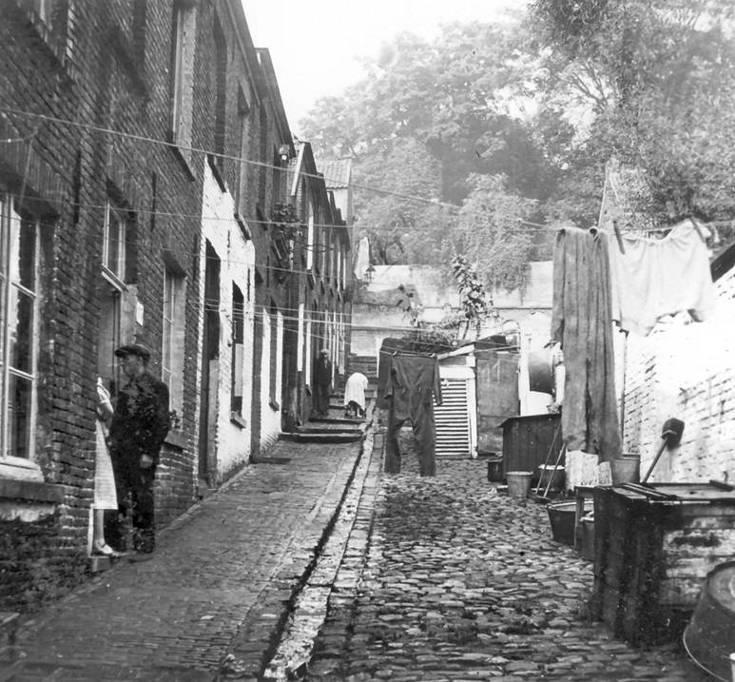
[114,343,151,360]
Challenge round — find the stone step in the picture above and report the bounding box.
[309,415,363,426]
[296,426,363,435]
[279,431,363,444]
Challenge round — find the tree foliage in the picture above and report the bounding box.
[531,0,735,221]
[300,20,559,273]
[302,1,735,295]
[452,175,537,292]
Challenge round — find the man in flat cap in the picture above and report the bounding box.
[314,348,333,417]
[107,343,170,560]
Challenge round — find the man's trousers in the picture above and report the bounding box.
[314,383,331,415]
[106,455,156,553]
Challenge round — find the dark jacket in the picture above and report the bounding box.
[315,357,332,387]
[109,372,170,464]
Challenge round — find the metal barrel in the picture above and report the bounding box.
[683,560,735,682]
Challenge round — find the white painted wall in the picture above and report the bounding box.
[258,307,283,451]
[622,267,735,483]
[201,165,255,479]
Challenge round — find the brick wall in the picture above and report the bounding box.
[0,0,335,613]
[622,268,735,483]
[0,0,207,610]
[0,513,84,612]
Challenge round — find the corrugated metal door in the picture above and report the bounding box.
[434,377,471,458]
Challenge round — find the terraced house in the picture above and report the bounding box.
[0,0,351,613]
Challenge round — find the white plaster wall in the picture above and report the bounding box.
[201,165,255,478]
[259,308,283,451]
[622,268,735,483]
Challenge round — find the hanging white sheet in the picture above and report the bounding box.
[609,219,715,335]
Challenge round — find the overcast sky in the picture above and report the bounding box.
[242,0,527,134]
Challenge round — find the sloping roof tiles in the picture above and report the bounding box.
[319,158,352,188]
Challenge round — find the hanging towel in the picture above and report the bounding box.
[552,227,621,461]
[609,219,715,335]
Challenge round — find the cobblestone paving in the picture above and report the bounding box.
[308,431,710,681]
[0,437,363,682]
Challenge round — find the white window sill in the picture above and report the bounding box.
[0,456,44,483]
[230,412,247,429]
[0,457,63,521]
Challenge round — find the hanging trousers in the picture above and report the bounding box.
[384,354,442,477]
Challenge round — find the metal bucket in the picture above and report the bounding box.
[506,471,533,500]
[683,560,735,681]
[546,500,591,546]
[610,454,640,485]
[538,464,565,491]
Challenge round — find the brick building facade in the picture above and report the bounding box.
[283,144,351,428]
[0,0,351,612]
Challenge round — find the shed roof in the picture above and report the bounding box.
[320,159,352,189]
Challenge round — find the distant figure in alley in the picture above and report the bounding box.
[314,348,333,416]
[343,371,368,419]
[107,343,170,560]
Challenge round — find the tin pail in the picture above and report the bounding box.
[506,471,533,500]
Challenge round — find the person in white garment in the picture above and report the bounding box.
[93,377,119,557]
[343,371,369,419]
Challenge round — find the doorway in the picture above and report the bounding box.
[198,241,220,486]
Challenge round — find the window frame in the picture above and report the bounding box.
[169,2,196,159]
[268,300,278,407]
[162,268,184,417]
[171,6,186,142]
[306,200,314,271]
[230,283,245,416]
[0,194,41,460]
[102,201,127,288]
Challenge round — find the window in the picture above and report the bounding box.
[296,302,305,373]
[258,105,268,209]
[271,146,281,209]
[320,226,328,276]
[306,200,314,270]
[98,200,132,416]
[0,195,40,459]
[235,87,250,217]
[170,2,196,155]
[162,269,185,419]
[103,201,127,285]
[304,306,312,386]
[269,300,278,405]
[231,284,244,415]
[213,18,227,161]
[341,248,346,289]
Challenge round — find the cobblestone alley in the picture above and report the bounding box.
[307,428,709,682]
[0,437,364,681]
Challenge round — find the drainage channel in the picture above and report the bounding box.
[262,426,376,680]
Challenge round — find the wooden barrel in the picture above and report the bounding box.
[683,560,735,681]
